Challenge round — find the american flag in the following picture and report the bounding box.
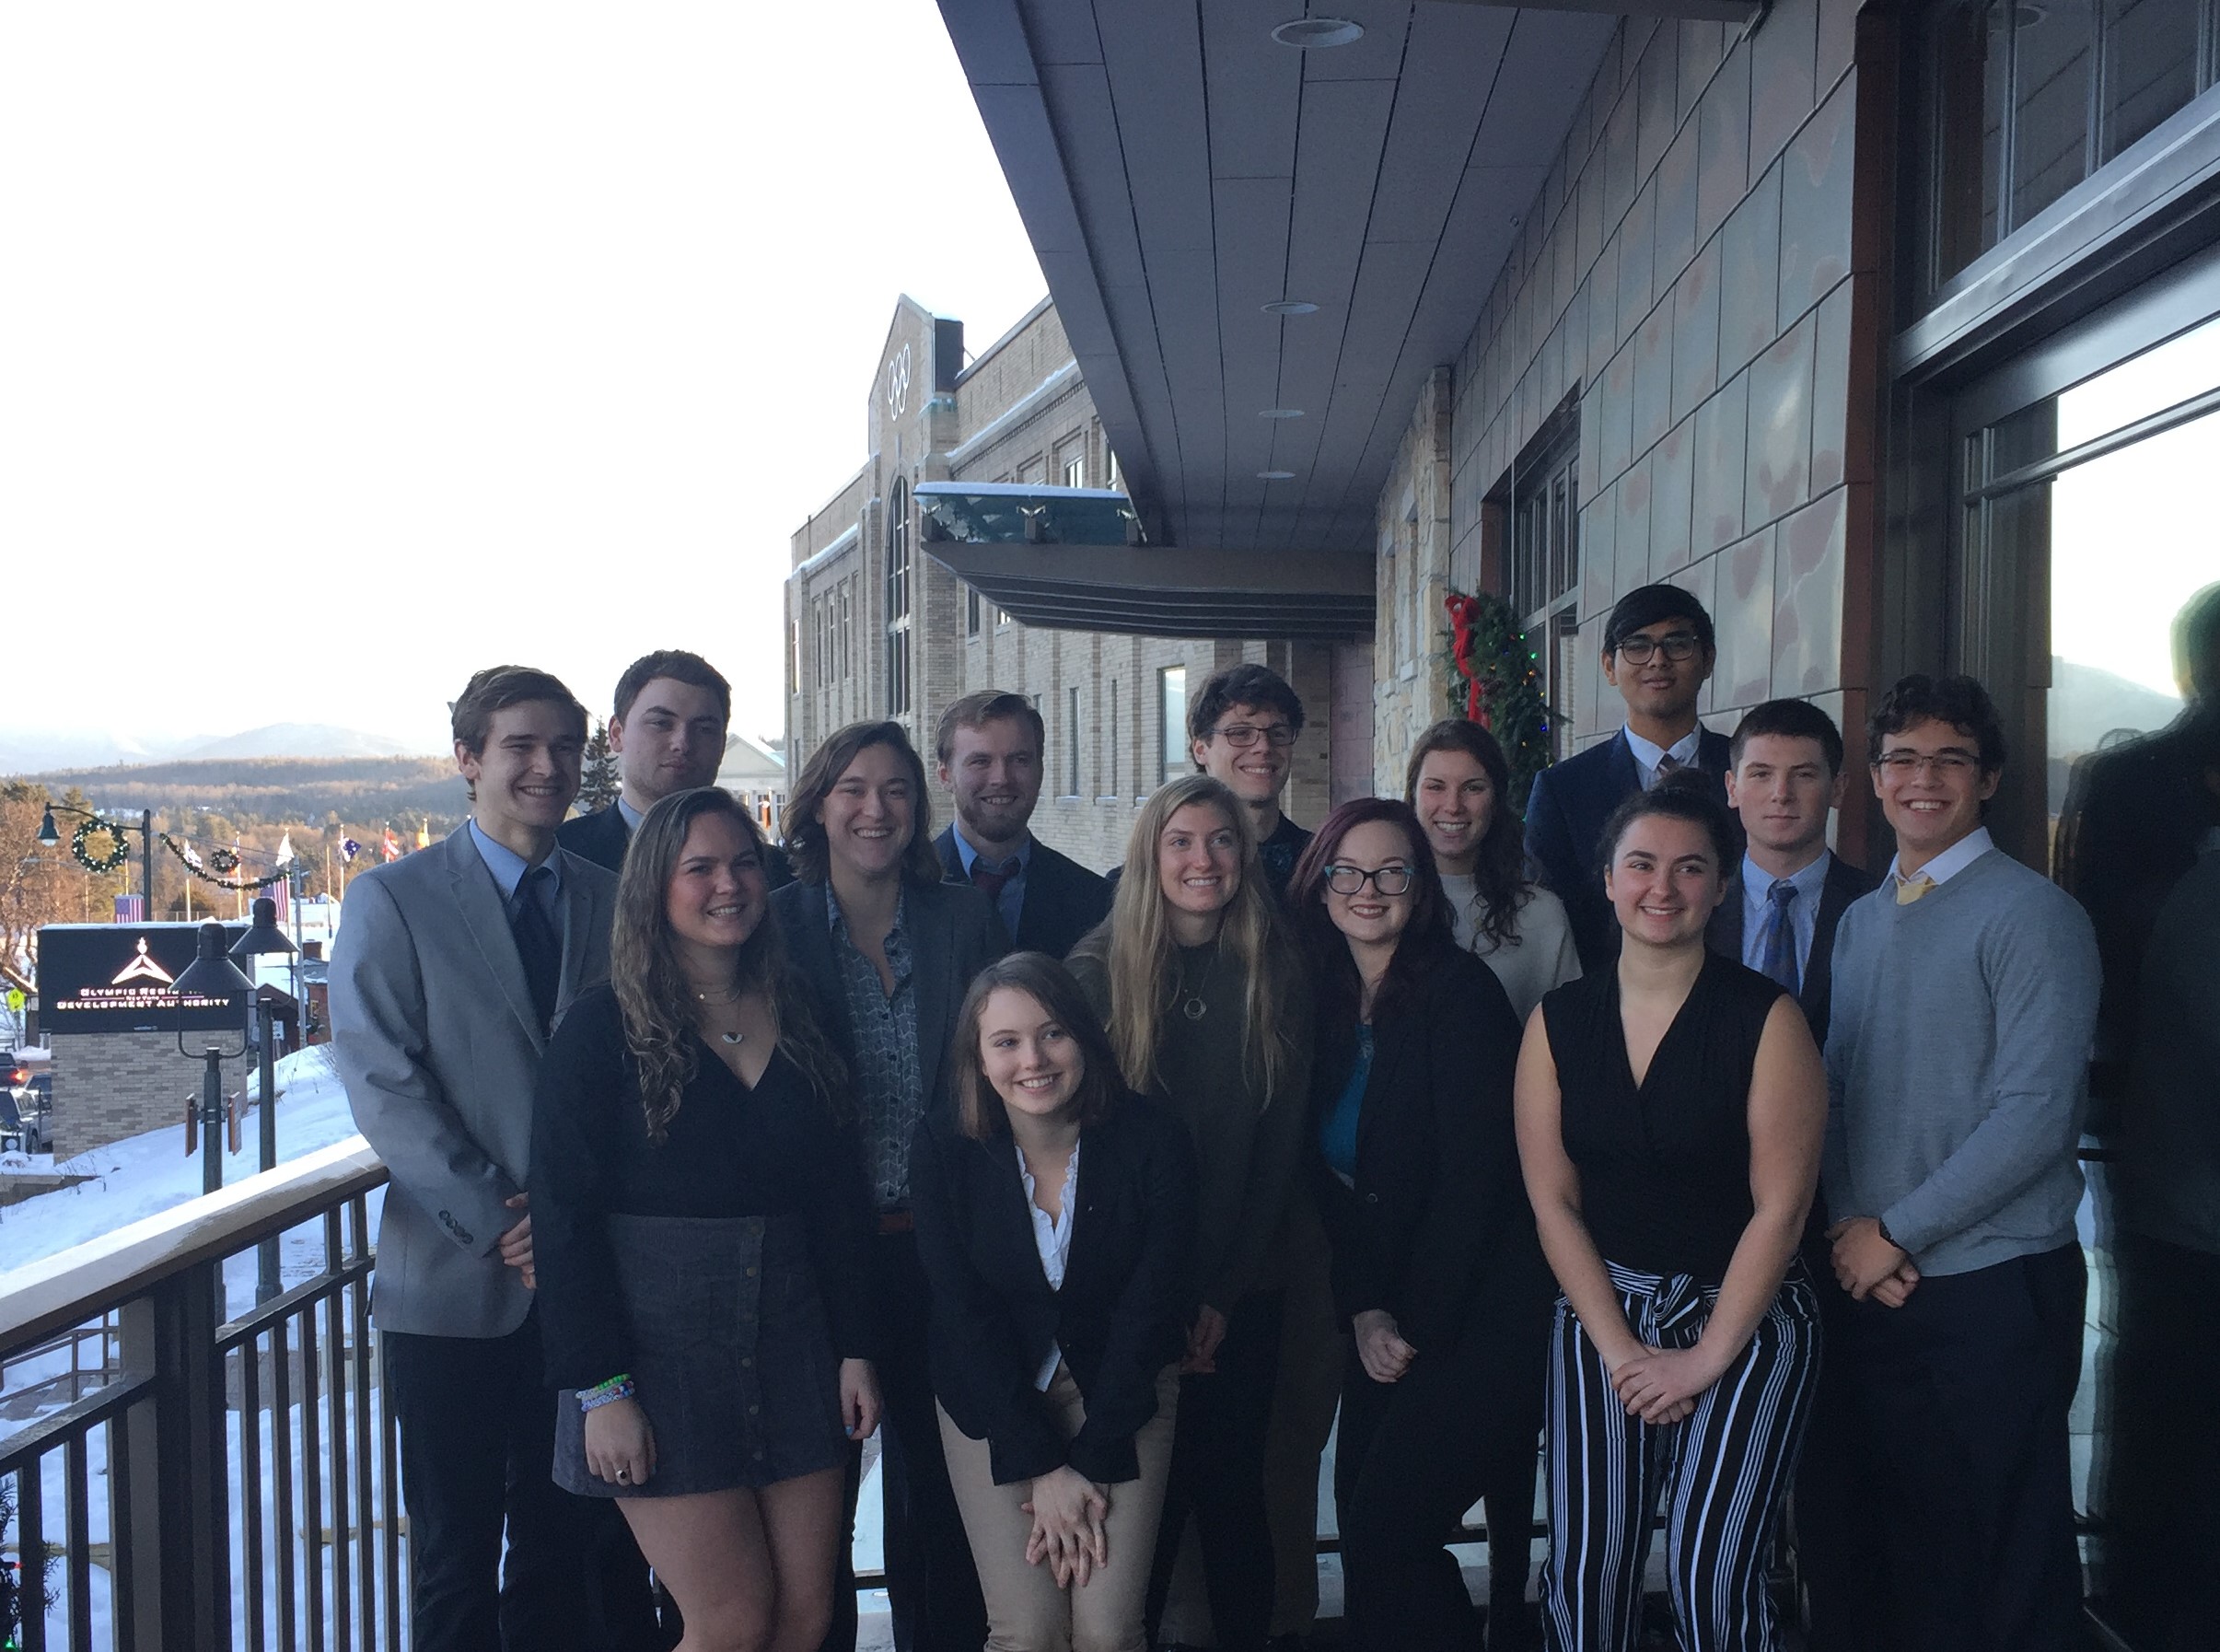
[266,870,291,924]
[382,827,403,862]
[114,894,146,923]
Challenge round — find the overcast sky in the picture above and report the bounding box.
[0,5,1046,757]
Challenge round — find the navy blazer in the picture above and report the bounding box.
[560,801,796,887]
[911,1098,1197,1486]
[1308,945,1548,1355]
[1523,727,1735,973]
[935,827,1114,961]
[768,876,1008,1143]
[1705,850,1877,1053]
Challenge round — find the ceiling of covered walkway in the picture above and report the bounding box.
[936,0,1754,570]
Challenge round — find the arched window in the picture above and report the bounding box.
[884,479,912,715]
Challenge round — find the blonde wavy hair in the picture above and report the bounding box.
[610,787,846,1145]
[1073,774,1296,1103]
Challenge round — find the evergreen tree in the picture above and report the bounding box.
[577,720,620,813]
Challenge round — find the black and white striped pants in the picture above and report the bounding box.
[1540,1261,1820,1652]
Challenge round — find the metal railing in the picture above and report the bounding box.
[1,1137,394,1652]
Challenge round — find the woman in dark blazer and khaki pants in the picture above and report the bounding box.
[912,951,1197,1652]
[1289,799,1554,1652]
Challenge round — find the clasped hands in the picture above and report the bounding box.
[1609,1344,1722,1425]
[1180,1304,1228,1375]
[1022,1464,1112,1588]
[1825,1216,1921,1306]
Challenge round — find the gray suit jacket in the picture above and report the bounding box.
[330,824,617,1338]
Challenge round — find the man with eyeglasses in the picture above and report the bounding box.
[1524,583,1733,971]
[1819,673,2099,1652]
[1181,662,1314,897]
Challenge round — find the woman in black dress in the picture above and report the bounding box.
[912,950,1197,1652]
[533,787,879,1652]
[1287,798,1552,1652]
[1513,776,1825,1652]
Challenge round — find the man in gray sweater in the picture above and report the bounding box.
[1821,673,2100,1652]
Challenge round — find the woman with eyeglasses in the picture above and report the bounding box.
[1514,774,1825,1652]
[911,952,1197,1652]
[1285,799,1551,1652]
[1067,774,1310,1652]
[533,788,878,1652]
[1406,718,1581,1025]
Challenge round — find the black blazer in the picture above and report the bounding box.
[559,803,798,887]
[935,827,1114,960]
[556,804,632,874]
[1523,727,1735,973]
[1308,945,1548,1355]
[768,876,1008,1138]
[911,1098,1197,1486]
[1705,849,1877,1052]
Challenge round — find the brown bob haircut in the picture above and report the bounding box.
[781,719,945,886]
[948,951,1124,1140]
[934,690,1046,767]
[450,665,589,757]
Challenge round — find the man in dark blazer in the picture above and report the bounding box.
[932,690,1112,959]
[560,648,794,886]
[1525,583,1733,971]
[770,718,1008,1652]
[1708,698,1878,1049]
[331,666,623,1652]
[1704,696,1877,1652]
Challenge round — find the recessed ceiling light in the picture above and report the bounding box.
[1262,299,1320,316]
[1271,17,1364,48]
[1260,407,1306,419]
[1258,470,1296,481]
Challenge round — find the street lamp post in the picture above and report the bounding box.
[172,921,254,1197]
[37,802,155,920]
[230,898,297,1301]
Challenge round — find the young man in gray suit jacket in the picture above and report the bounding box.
[331,666,619,1652]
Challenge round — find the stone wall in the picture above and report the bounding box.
[1372,367,1457,793]
[1443,0,1872,761]
[51,1030,249,1159]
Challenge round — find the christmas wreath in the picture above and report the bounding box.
[70,816,132,874]
[1442,588,1556,809]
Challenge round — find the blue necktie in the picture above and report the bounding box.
[1756,878,1800,995]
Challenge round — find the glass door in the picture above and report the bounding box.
[1954,280,2220,1652]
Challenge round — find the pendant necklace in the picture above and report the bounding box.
[1181,994,1207,1021]
[695,983,746,1045]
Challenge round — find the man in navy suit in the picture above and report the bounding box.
[559,649,794,886]
[932,690,1111,959]
[1709,698,1877,1048]
[1524,583,1733,971]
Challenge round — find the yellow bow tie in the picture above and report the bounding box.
[1895,873,1936,906]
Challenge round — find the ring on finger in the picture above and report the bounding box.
[616,1468,631,1483]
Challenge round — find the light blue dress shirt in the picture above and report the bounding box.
[949,824,1032,940]
[467,819,564,927]
[1738,849,1831,984]
[1623,725,1704,791]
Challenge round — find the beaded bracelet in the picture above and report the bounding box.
[578,1374,636,1414]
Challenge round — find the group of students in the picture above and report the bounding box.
[331,570,2171,1652]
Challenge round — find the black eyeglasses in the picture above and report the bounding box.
[1614,632,1703,664]
[1324,864,1413,896]
[1211,722,1296,749]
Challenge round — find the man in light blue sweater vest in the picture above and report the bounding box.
[1821,674,2100,1652]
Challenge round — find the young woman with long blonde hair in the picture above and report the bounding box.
[1067,774,1311,1652]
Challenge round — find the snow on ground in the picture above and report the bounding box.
[0,1045,365,1273]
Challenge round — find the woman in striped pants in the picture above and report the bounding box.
[1512,777,1827,1651]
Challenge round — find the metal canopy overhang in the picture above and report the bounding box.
[935,0,1745,566]
[924,540,1375,640]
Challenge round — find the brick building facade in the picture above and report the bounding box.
[785,297,1339,870]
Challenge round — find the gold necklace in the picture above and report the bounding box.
[692,983,747,1043]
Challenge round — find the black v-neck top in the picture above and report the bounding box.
[1540,950,1785,1283]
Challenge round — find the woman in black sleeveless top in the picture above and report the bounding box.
[1514,775,1825,1652]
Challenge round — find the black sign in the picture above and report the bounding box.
[37,923,249,1034]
